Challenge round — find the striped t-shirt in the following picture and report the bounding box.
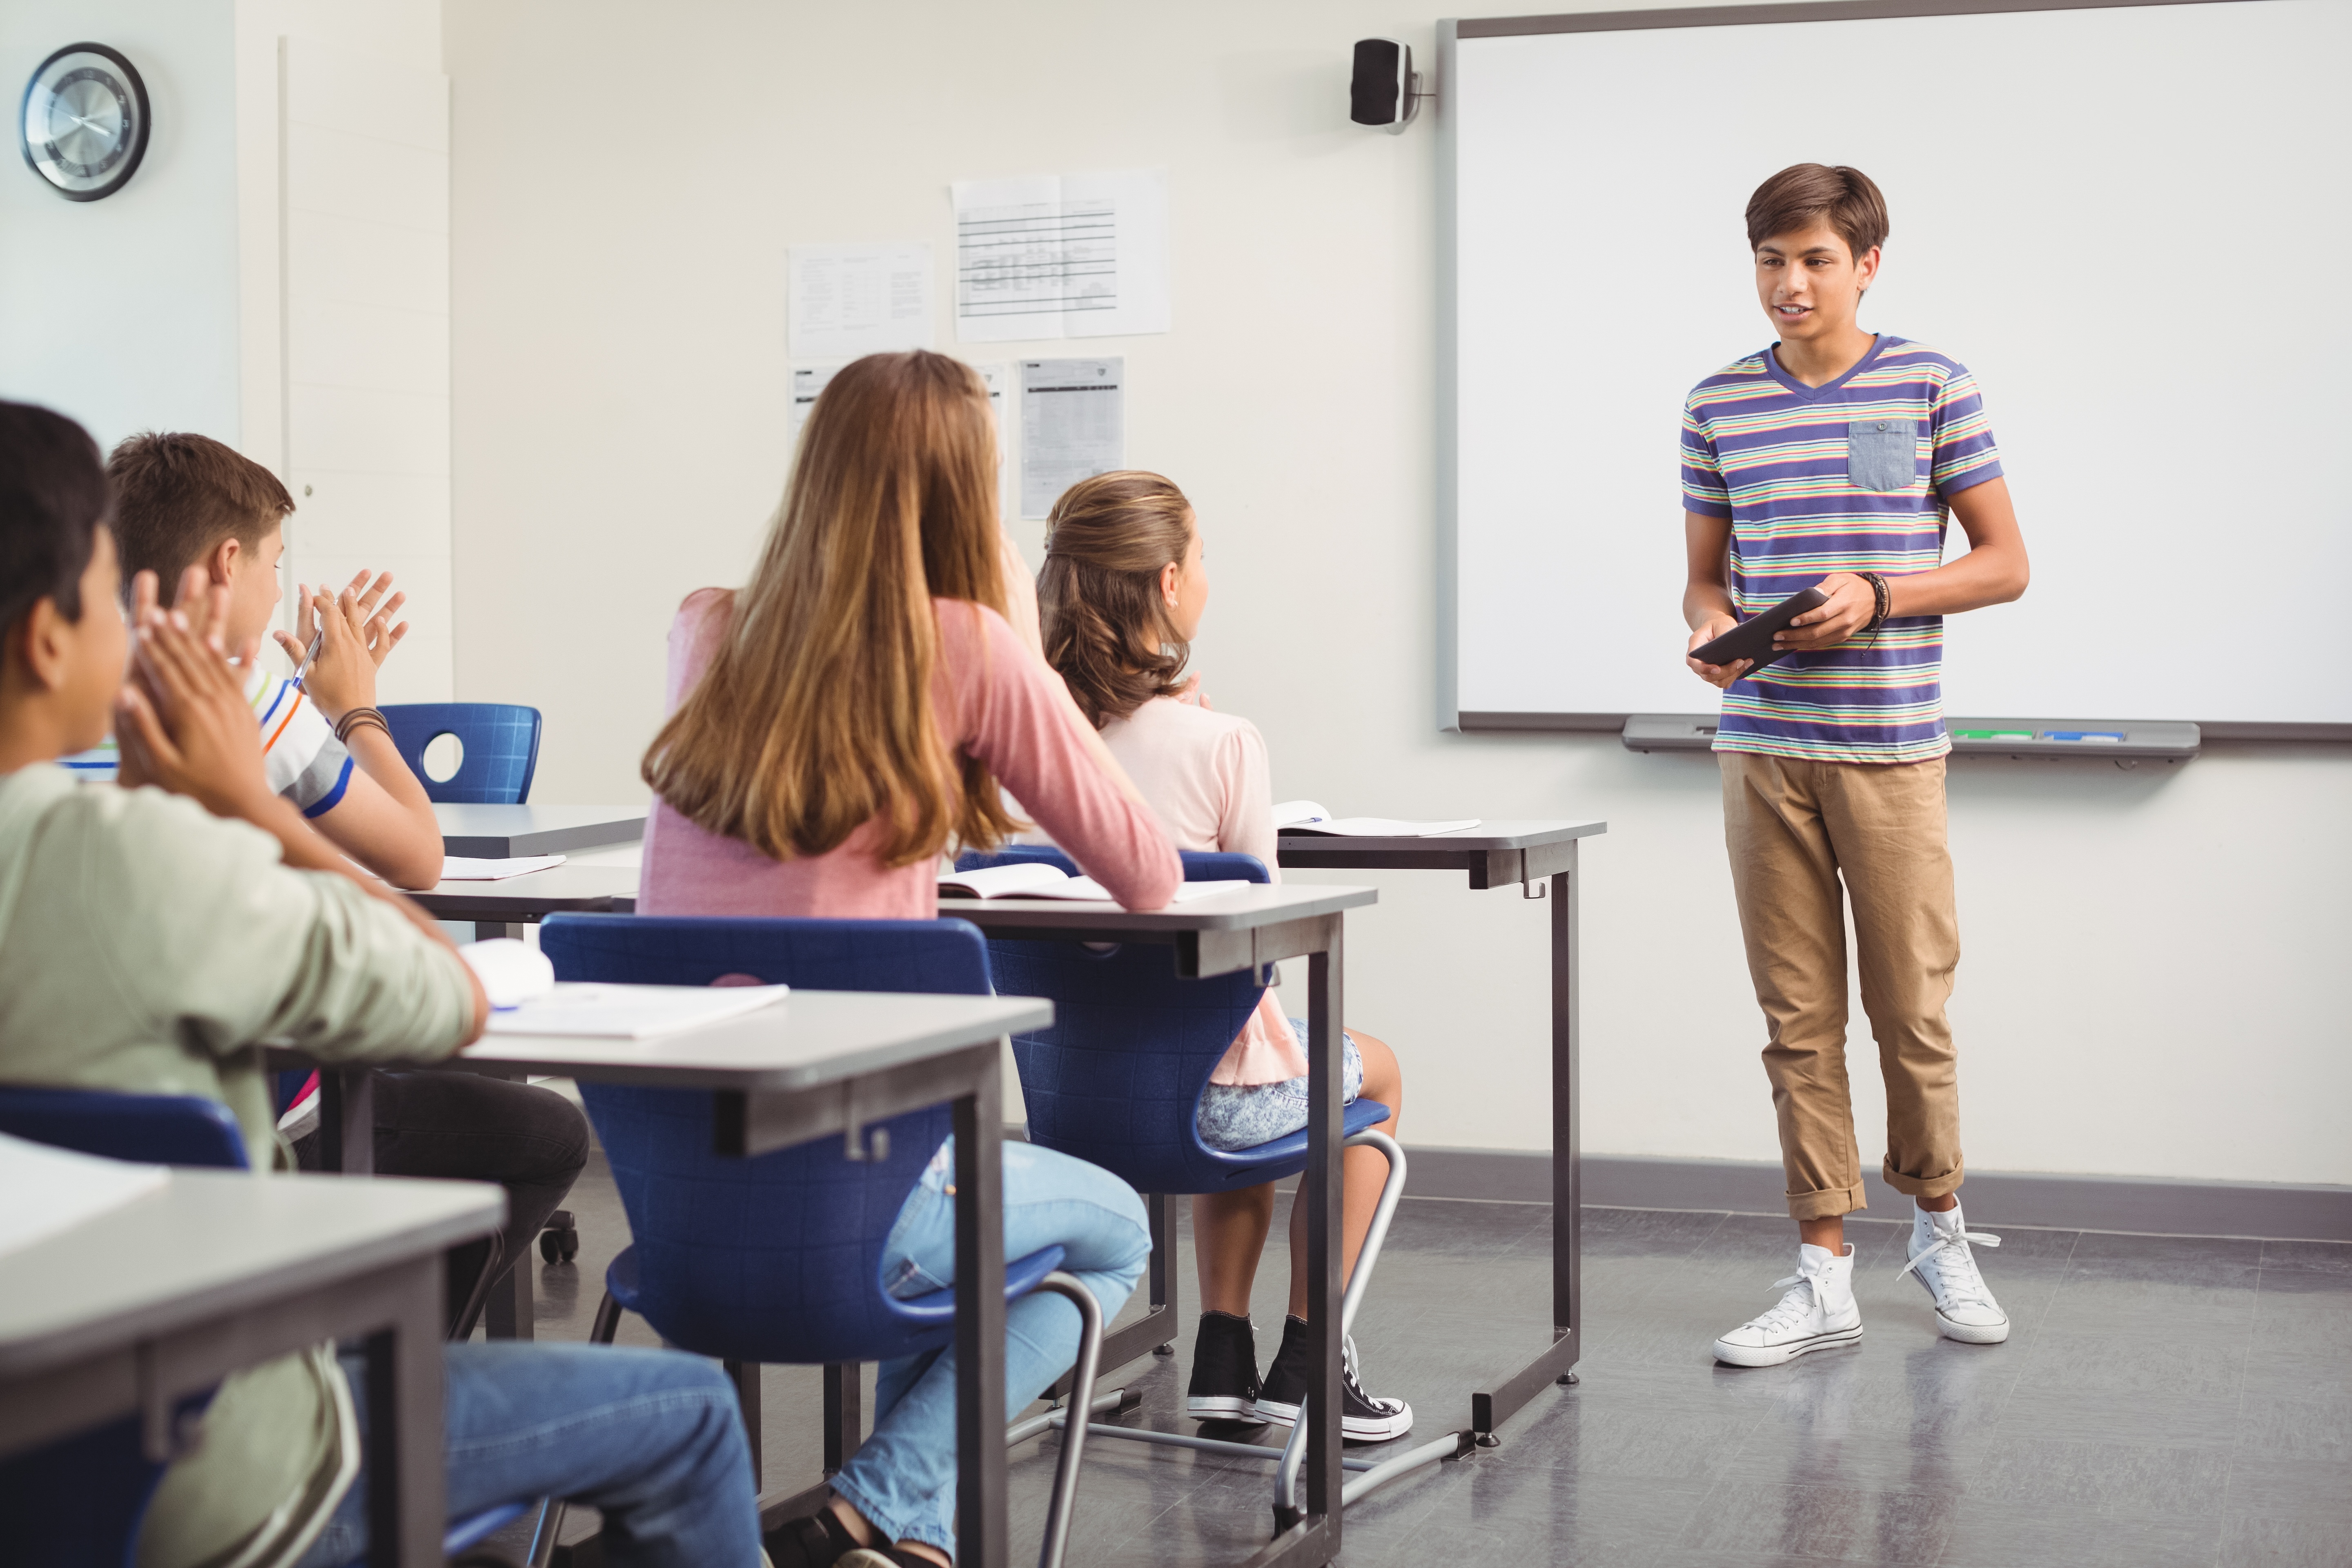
[1680,334,2003,764]
[65,665,356,816]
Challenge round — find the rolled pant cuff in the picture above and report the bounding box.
[1881,1161,1964,1201]
[1786,1180,1868,1221]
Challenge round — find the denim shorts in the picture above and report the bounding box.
[1194,1018,1363,1152]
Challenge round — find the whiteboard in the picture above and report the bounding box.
[1440,0,2352,733]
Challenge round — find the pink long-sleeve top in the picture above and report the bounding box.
[640,588,1181,920]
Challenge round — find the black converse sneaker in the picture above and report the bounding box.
[1250,1316,1413,1442]
[1186,1310,1267,1422]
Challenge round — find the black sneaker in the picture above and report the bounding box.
[1186,1310,1267,1422]
[1251,1316,1413,1441]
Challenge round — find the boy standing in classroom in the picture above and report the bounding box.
[1678,165,2031,1365]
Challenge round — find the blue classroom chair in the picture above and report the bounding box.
[537,913,1105,1568]
[0,1087,532,1567]
[380,702,542,804]
[959,846,1449,1531]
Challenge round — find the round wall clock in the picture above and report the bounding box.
[20,43,151,202]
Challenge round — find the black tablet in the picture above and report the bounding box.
[1689,586,1829,673]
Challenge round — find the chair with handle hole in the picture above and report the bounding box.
[957,845,1455,1534]
[0,1087,532,1568]
[535,912,1105,1568]
[380,702,542,805]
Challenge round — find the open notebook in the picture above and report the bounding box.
[939,863,1250,903]
[1272,801,1481,838]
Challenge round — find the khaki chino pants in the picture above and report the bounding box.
[1721,752,1965,1220]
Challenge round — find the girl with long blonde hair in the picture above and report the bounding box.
[1038,470,1414,1443]
[639,351,1180,1568]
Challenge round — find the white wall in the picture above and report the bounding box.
[444,0,2352,1188]
[0,1,241,452]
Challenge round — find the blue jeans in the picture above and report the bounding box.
[830,1139,1149,1558]
[296,1341,757,1568]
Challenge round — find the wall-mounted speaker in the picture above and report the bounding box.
[1350,38,1423,134]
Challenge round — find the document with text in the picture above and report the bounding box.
[1020,358,1123,519]
[789,242,935,359]
[952,169,1169,342]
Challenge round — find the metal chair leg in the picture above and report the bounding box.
[1031,1272,1102,1568]
[589,1288,624,1345]
[1276,1130,1407,1523]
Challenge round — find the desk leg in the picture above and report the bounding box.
[1552,852,1582,1380]
[1469,847,1582,1438]
[953,1067,1007,1568]
[368,1254,447,1568]
[472,920,526,942]
[321,1067,375,1176]
[1252,922,1343,1568]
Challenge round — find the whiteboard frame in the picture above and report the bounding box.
[1435,0,2346,744]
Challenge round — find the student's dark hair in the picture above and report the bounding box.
[107,431,294,607]
[1746,164,1889,261]
[1038,470,1196,730]
[0,401,111,653]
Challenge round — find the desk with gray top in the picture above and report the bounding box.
[409,863,641,935]
[949,883,1375,1568]
[0,1170,503,1568]
[432,803,645,858]
[302,987,1050,1568]
[1276,820,1607,1446]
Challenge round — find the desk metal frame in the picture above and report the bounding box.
[954,888,1374,1568]
[1275,821,1606,1443]
[0,1178,494,1568]
[338,991,1046,1568]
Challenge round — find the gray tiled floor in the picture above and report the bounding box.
[499,1155,2352,1567]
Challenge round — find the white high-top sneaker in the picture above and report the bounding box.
[1898,1200,2009,1344]
[1712,1242,1864,1367]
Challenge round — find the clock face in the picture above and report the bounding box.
[20,44,150,202]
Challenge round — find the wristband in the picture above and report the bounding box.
[334,706,390,745]
[1859,571,1891,633]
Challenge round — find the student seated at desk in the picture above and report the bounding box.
[0,400,763,1568]
[77,432,588,1331]
[639,350,1180,1568]
[1036,471,1414,1441]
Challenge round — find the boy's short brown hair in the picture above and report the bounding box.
[106,432,293,606]
[1746,164,1889,261]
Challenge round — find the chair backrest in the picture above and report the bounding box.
[380,703,542,804]
[956,847,1283,1195]
[0,1089,243,1568]
[538,913,993,1365]
[0,1087,249,1170]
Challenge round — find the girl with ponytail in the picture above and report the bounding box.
[1038,471,1416,1443]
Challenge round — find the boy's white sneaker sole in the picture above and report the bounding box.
[1711,1321,1864,1368]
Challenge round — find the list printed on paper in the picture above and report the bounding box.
[1020,358,1123,519]
[788,242,935,360]
[953,171,1169,343]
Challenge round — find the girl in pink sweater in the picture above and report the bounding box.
[1036,470,1414,1444]
[640,352,1181,1568]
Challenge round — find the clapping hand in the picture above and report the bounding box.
[115,568,274,820]
[272,569,408,720]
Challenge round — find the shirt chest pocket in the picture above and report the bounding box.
[1846,419,1917,493]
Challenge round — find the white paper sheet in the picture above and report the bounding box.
[789,243,935,359]
[1019,358,1123,519]
[1279,819,1483,838]
[952,170,1169,343]
[441,854,567,881]
[483,982,792,1040]
[0,1131,171,1259]
[789,363,842,441]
